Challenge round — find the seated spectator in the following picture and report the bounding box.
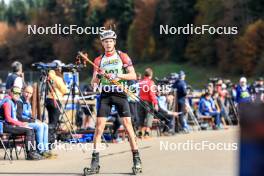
[198,92,222,129]
[17,85,55,158]
[0,87,42,160]
[157,91,178,135]
[207,83,214,95]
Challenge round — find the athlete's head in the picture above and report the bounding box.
[100,30,117,53]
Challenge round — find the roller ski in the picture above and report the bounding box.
[132,151,142,175]
[83,152,100,175]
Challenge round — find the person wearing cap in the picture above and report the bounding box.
[6,61,24,91]
[0,86,42,160]
[172,70,189,133]
[45,60,67,145]
[87,29,141,174]
[235,77,252,104]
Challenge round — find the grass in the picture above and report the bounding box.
[81,61,248,89]
[134,62,224,88]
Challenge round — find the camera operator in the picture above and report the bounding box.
[6,61,25,92]
[45,60,67,144]
[172,71,189,133]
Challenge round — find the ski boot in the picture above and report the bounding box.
[83,152,100,175]
[132,151,142,175]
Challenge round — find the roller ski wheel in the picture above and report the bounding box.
[132,166,142,175]
[83,166,100,175]
[132,152,142,175]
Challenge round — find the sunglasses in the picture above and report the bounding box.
[12,91,21,95]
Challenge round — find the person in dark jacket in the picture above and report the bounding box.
[5,61,24,91]
[172,71,189,133]
[235,77,251,104]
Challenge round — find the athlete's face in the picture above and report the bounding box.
[102,39,116,53]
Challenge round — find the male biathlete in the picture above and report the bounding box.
[83,30,142,175]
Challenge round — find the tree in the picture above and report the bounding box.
[152,0,196,62]
[0,0,7,21]
[185,0,225,65]
[234,20,264,75]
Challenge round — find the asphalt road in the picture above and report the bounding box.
[0,127,239,176]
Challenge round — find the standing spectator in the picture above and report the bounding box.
[252,77,264,102]
[172,71,189,133]
[45,60,67,145]
[138,68,159,138]
[6,61,24,91]
[235,77,251,104]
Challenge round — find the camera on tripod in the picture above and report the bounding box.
[32,62,61,71]
[32,61,84,73]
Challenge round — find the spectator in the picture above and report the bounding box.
[252,77,264,102]
[138,68,159,138]
[172,71,189,133]
[207,83,214,95]
[17,85,55,158]
[45,60,67,145]
[215,79,228,102]
[235,77,251,104]
[157,91,178,135]
[198,92,222,129]
[6,61,24,91]
[0,87,42,160]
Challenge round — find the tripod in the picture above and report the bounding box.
[62,68,109,146]
[39,69,78,143]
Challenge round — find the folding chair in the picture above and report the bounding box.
[6,134,27,160]
[0,121,12,162]
[196,111,214,130]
